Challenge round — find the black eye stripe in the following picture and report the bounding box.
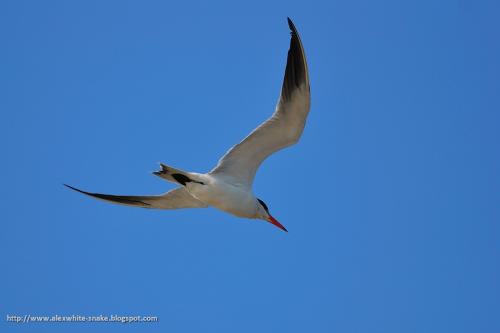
[257,199,269,213]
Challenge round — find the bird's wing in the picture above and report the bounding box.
[209,18,310,186]
[64,184,208,209]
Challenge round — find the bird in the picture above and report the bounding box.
[65,17,310,232]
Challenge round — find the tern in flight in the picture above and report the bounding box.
[65,18,310,232]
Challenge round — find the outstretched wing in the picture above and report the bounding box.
[64,184,208,209]
[210,18,310,186]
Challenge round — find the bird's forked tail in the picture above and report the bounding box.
[153,163,204,186]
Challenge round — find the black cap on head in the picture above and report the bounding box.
[257,198,269,213]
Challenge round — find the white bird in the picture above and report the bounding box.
[65,18,310,232]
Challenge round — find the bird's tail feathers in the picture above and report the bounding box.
[153,163,203,186]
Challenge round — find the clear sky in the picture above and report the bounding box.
[1,0,499,332]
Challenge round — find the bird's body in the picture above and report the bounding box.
[65,18,310,232]
[185,174,257,218]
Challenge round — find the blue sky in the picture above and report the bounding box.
[1,0,499,332]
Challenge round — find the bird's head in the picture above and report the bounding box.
[256,198,288,232]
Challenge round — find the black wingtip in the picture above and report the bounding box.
[64,183,94,197]
[64,183,81,192]
[64,183,151,206]
[287,17,297,35]
[281,16,309,100]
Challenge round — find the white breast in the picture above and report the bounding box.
[185,174,257,218]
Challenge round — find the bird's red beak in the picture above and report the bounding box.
[267,215,288,232]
